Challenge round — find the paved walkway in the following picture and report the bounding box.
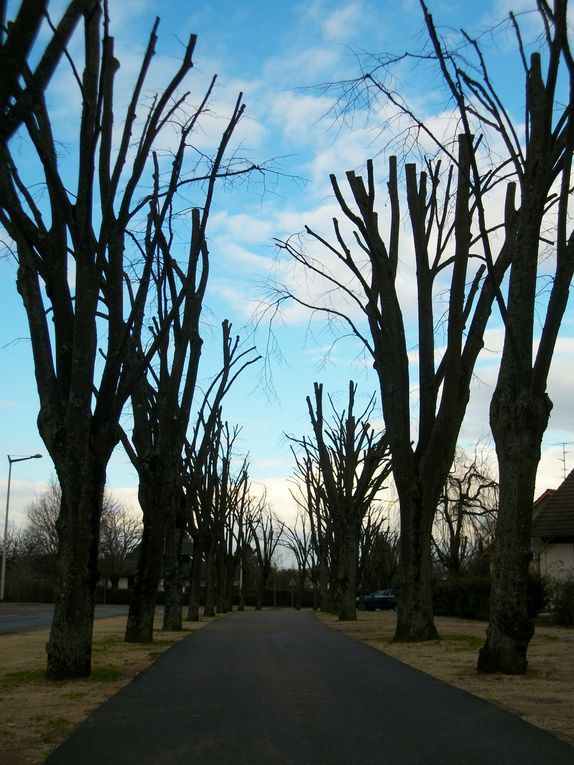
[46,610,573,765]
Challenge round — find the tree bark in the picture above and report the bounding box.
[394,486,438,641]
[125,479,167,643]
[478,389,551,672]
[46,457,106,679]
[162,518,184,631]
[336,520,360,621]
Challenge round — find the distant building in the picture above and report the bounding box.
[532,469,574,580]
[113,537,194,591]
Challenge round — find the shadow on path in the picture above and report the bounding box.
[46,610,574,765]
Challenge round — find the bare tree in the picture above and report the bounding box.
[274,133,511,638]
[247,496,283,611]
[318,0,574,673]
[99,498,142,590]
[289,382,392,620]
[21,481,139,589]
[116,78,249,641]
[0,3,245,678]
[432,448,498,577]
[0,1,92,140]
[289,447,334,610]
[24,481,61,558]
[279,510,314,610]
[182,328,259,621]
[357,505,399,597]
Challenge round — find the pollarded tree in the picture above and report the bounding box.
[357,505,399,597]
[116,83,250,640]
[0,3,243,678]
[289,449,333,610]
[247,495,284,611]
[290,382,392,621]
[182,327,259,621]
[413,0,574,674]
[320,0,574,673]
[279,510,314,610]
[275,134,513,639]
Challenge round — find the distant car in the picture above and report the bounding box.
[358,589,397,611]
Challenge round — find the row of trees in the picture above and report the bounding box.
[271,0,574,673]
[0,1,277,678]
[1,1,571,681]
[283,383,497,618]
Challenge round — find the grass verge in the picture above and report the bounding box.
[0,613,211,765]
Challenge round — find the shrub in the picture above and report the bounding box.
[433,575,490,620]
[432,573,547,621]
[549,578,574,626]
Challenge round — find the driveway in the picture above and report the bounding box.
[45,609,573,764]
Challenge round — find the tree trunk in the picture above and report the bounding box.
[256,570,267,611]
[125,484,167,643]
[337,521,359,621]
[318,556,332,612]
[46,458,106,679]
[478,389,550,673]
[215,551,227,613]
[238,550,249,611]
[222,555,235,613]
[204,544,216,617]
[162,517,183,631]
[394,488,439,642]
[187,540,202,622]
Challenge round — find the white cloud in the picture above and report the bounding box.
[322,2,364,41]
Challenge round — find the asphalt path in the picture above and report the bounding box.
[45,609,573,765]
[0,603,128,633]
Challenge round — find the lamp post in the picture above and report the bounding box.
[1,453,43,601]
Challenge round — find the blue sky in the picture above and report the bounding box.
[1,0,573,531]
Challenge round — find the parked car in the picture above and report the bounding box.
[358,589,397,611]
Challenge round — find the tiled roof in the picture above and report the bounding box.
[532,468,574,538]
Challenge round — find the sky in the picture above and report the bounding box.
[1,0,573,533]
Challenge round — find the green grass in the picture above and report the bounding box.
[445,633,484,649]
[89,666,122,682]
[0,668,46,688]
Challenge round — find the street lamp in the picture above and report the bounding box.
[1,453,43,601]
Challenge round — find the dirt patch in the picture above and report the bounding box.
[317,611,574,748]
[0,614,211,764]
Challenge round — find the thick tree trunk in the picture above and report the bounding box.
[337,522,360,621]
[125,484,167,643]
[255,578,264,610]
[215,552,228,613]
[46,458,106,679]
[162,518,183,631]
[478,390,550,673]
[394,489,439,642]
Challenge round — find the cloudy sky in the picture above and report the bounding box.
[1,0,573,530]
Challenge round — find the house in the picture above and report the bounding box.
[110,536,194,591]
[532,469,574,580]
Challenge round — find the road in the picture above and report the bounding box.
[45,609,574,765]
[0,602,128,633]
